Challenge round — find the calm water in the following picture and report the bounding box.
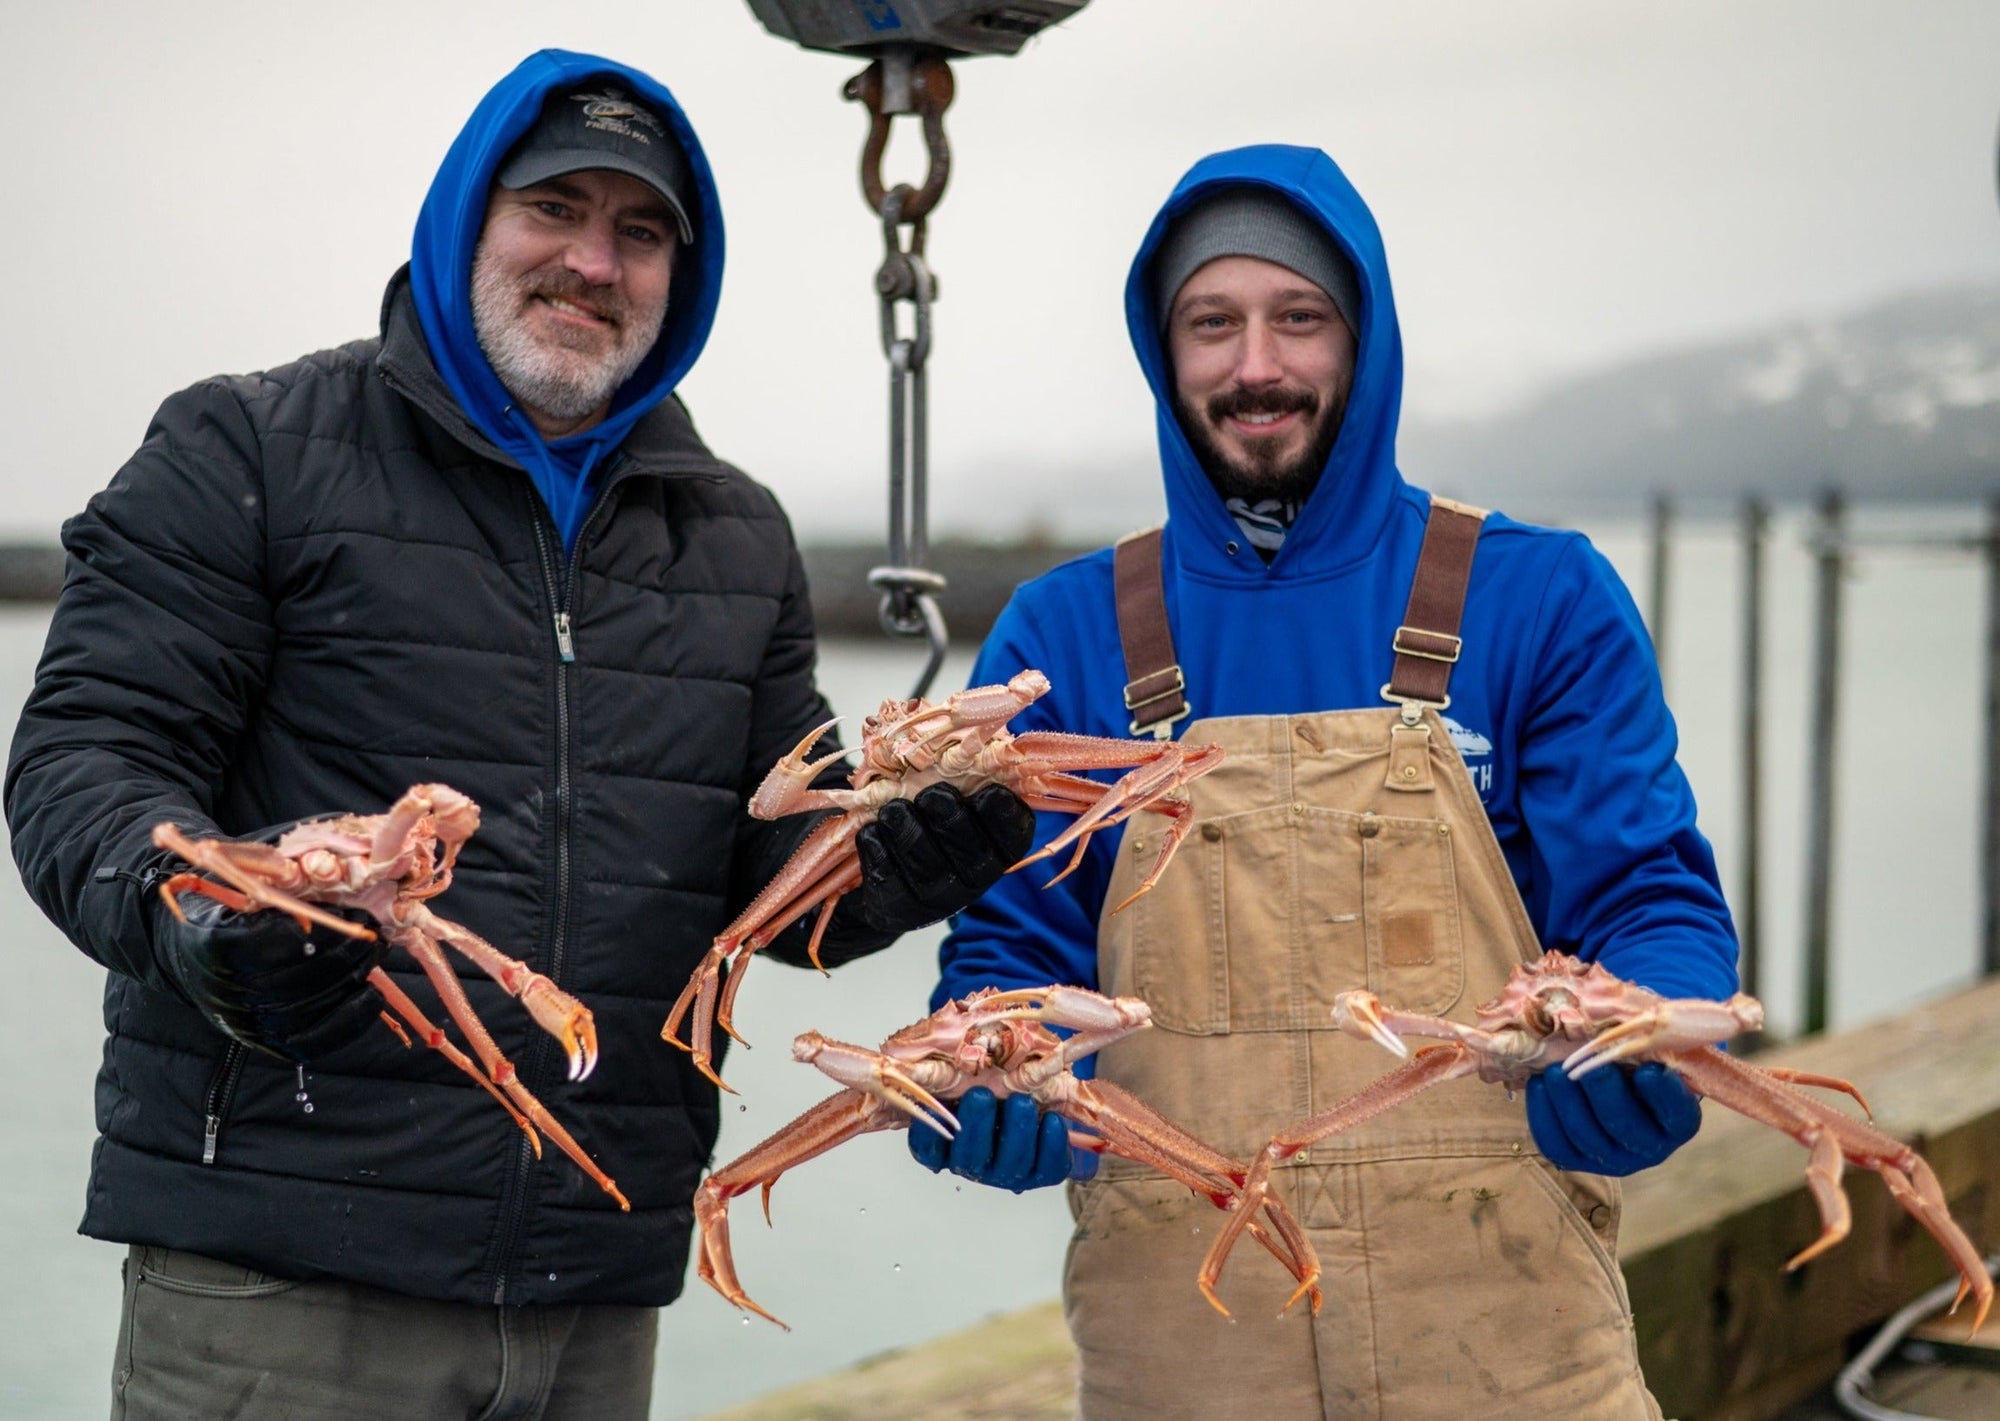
[0,510,1988,1418]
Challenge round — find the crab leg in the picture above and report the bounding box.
[365,966,538,1142]
[1006,770,1200,894]
[969,986,1158,1082]
[153,825,371,939]
[1561,993,1764,1077]
[1757,1065,1874,1117]
[662,833,865,1091]
[1200,1044,1484,1317]
[866,671,1050,749]
[416,908,599,1081]
[1009,738,1224,891]
[1063,1079,1320,1311]
[392,925,628,1211]
[693,1090,907,1328]
[1671,1048,1991,1333]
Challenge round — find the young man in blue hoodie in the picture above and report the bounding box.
[909,149,1737,1416]
[7,51,1030,1419]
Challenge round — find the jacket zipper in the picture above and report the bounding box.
[95,861,248,1166]
[489,493,613,1303]
[202,1044,247,1164]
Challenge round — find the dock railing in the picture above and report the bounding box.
[1639,491,2000,1040]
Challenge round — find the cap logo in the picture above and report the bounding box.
[571,87,667,147]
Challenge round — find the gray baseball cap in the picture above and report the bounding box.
[496,84,696,245]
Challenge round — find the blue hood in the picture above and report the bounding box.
[1127,144,1404,582]
[409,49,726,552]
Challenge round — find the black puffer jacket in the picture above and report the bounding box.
[5,275,884,1306]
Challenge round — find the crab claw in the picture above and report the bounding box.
[748,718,854,820]
[791,1032,960,1139]
[520,977,601,1081]
[1564,996,1762,1080]
[1331,991,1409,1059]
[974,985,1152,1035]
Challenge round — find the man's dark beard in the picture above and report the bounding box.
[1175,383,1345,504]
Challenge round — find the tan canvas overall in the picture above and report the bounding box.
[1064,501,1664,1421]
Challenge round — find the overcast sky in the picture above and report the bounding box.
[5,1,1998,541]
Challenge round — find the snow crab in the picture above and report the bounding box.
[1196,954,1991,1333]
[691,985,1317,1328]
[664,670,1224,1092]
[152,783,627,1210]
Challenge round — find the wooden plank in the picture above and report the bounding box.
[1910,1295,2000,1352]
[1622,976,2000,1420]
[694,1300,1074,1421]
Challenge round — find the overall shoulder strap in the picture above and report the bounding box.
[1113,527,1188,739]
[1382,495,1488,714]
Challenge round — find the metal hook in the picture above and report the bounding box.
[844,50,955,226]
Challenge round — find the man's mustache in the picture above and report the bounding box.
[520,269,628,328]
[1205,384,1320,426]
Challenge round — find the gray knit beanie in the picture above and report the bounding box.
[1153,188,1361,337]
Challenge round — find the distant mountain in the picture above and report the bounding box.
[1400,283,2000,514]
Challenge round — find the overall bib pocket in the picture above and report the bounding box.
[1122,802,1466,1034]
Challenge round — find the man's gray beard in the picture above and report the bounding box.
[470,243,668,425]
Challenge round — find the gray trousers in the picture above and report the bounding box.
[111,1247,658,1421]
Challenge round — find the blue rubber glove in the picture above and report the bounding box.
[1526,1061,1703,1176]
[907,1087,1095,1190]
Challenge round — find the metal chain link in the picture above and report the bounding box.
[845,50,955,699]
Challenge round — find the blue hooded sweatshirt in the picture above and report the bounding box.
[409,49,725,554]
[935,145,1739,1036]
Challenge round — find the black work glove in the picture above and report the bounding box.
[151,891,385,1063]
[851,783,1037,936]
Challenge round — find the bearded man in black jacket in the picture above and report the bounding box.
[4,49,1030,1421]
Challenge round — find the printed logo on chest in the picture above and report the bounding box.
[1443,715,1495,800]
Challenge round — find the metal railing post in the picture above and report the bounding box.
[1739,497,1767,1020]
[1648,493,1673,686]
[1802,490,1845,1035]
[1984,494,2000,979]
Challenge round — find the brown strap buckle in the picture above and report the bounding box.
[1114,527,1189,739]
[1379,683,1450,722]
[1123,665,1186,710]
[1131,709,1191,739]
[1127,667,1190,738]
[1390,626,1462,664]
